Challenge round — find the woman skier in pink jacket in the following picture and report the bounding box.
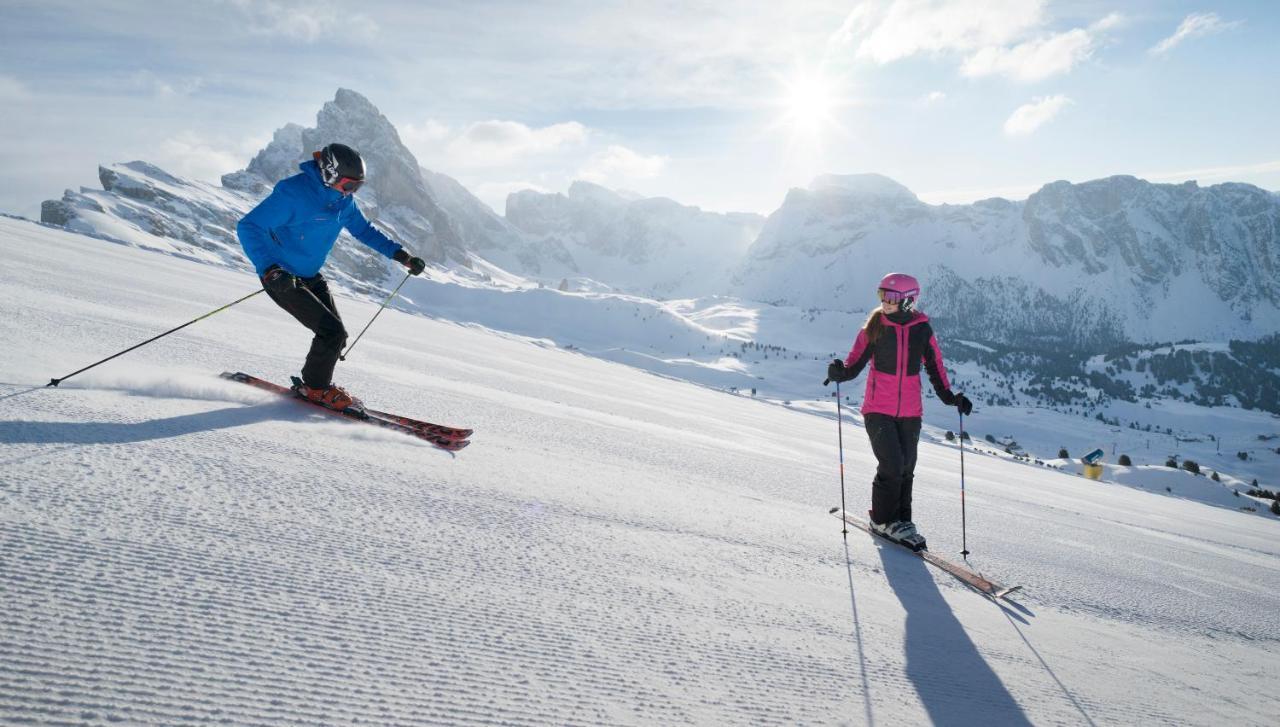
[826,273,972,550]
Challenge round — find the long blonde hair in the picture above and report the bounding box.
[863,308,886,345]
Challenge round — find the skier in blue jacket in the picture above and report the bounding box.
[237,143,426,411]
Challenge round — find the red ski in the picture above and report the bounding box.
[830,508,1021,600]
[220,371,470,452]
[362,406,471,441]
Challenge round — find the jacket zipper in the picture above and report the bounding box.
[895,324,904,417]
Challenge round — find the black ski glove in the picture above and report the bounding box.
[825,358,853,385]
[262,265,297,295]
[954,393,974,416]
[394,248,426,276]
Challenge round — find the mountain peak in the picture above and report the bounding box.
[808,173,918,202]
[333,87,377,111]
[221,89,465,262]
[567,180,628,207]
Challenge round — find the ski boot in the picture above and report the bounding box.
[292,377,365,415]
[868,518,896,538]
[892,521,928,552]
[869,515,927,552]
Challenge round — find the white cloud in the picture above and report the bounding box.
[837,1,1117,82]
[400,118,452,149]
[1091,12,1126,33]
[229,0,377,43]
[1003,95,1071,136]
[923,90,946,104]
[826,4,879,52]
[395,116,664,208]
[961,28,1095,82]
[447,120,589,165]
[848,0,1046,64]
[577,145,667,184]
[961,13,1124,82]
[156,131,252,181]
[1149,12,1240,56]
[0,75,31,101]
[129,70,204,98]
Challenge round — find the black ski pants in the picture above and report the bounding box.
[264,273,347,389]
[864,413,922,525]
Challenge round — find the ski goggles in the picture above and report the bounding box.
[331,176,364,194]
[878,288,916,303]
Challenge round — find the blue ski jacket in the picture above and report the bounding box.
[236,159,402,278]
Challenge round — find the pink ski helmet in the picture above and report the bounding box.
[877,272,920,311]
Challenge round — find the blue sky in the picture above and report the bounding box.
[1,0,1277,218]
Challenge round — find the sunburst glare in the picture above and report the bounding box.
[775,69,847,143]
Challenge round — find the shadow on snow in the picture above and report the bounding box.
[877,543,1033,727]
[0,400,416,451]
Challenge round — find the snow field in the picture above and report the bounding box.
[2,216,1279,725]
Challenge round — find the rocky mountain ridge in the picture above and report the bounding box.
[733,173,1280,348]
[35,90,1279,356]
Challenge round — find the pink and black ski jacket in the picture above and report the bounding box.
[843,311,952,419]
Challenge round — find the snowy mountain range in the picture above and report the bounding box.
[733,173,1280,348]
[39,89,763,298]
[505,181,763,297]
[31,88,1280,420]
[39,89,1280,350]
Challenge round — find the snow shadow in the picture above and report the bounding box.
[0,384,46,404]
[1000,608,1099,726]
[877,546,1033,726]
[0,403,285,446]
[841,540,876,725]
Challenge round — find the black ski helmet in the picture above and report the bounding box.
[314,143,365,193]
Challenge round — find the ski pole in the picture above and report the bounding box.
[836,380,848,537]
[340,271,412,361]
[959,408,970,559]
[47,288,265,388]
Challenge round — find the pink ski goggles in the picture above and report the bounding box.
[878,288,916,303]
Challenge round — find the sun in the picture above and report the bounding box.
[784,76,836,133]
[774,69,845,143]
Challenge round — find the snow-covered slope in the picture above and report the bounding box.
[3,216,1279,725]
[506,181,764,298]
[733,174,1280,346]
